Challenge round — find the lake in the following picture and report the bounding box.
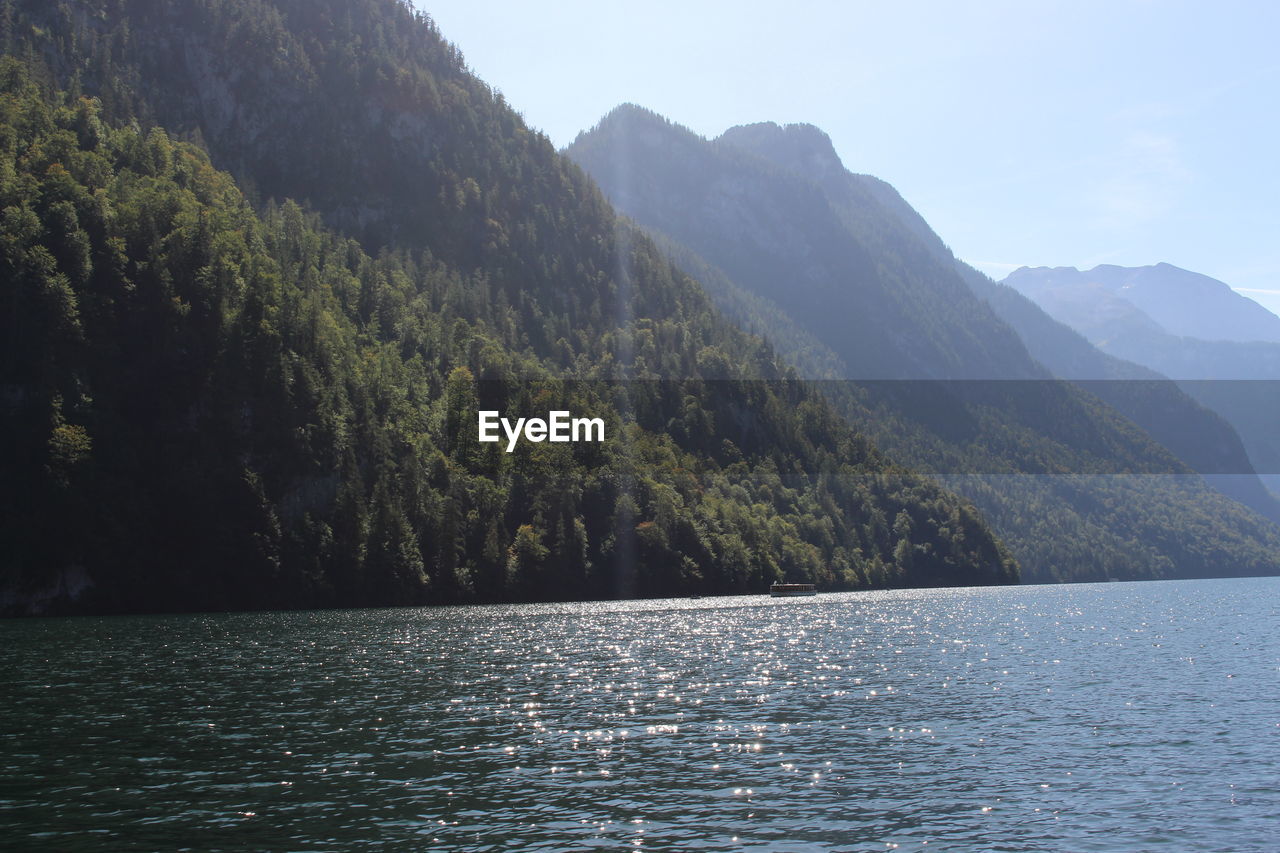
[2,578,1277,851]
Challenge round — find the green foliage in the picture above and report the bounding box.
[5,0,1273,606]
[0,59,1015,613]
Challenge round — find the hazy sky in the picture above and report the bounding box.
[417,1,1280,315]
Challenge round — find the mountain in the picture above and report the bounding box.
[1005,266,1280,371]
[718,122,1280,519]
[1004,265,1280,494]
[568,108,1038,381]
[699,116,1280,521]
[566,107,1280,581]
[1010,263,1280,345]
[0,0,1021,613]
[960,266,1280,522]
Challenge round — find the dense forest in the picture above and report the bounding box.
[0,2,1019,614]
[566,106,1280,582]
[4,0,1277,613]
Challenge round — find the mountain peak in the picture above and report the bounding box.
[599,102,666,125]
[717,121,845,180]
[1007,263,1280,344]
[576,103,676,138]
[570,103,711,158]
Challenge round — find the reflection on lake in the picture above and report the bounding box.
[2,577,1277,851]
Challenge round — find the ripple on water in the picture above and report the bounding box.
[1,578,1278,851]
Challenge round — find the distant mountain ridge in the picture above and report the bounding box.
[1004,265,1280,377]
[1009,264,1280,345]
[1003,263,1280,495]
[735,126,1280,519]
[566,106,1280,580]
[707,126,1280,519]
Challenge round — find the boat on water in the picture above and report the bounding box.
[769,582,817,597]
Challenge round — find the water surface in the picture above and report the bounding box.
[2,578,1277,850]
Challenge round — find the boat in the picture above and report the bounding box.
[769,582,817,597]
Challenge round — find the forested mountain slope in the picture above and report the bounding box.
[1004,264,1280,497]
[566,107,1280,581]
[0,3,1020,613]
[960,267,1280,523]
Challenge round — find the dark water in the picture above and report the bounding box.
[2,578,1277,851]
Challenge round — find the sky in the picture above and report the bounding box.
[416,1,1280,316]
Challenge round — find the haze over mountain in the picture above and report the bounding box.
[570,107,1038,381]
[694,119,1280,519]
[1005,263,1280,495]
[958,266,1280,520]
[1009,264,1280,346]
[1004,265,1280,381]
[567,106,1280,580]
